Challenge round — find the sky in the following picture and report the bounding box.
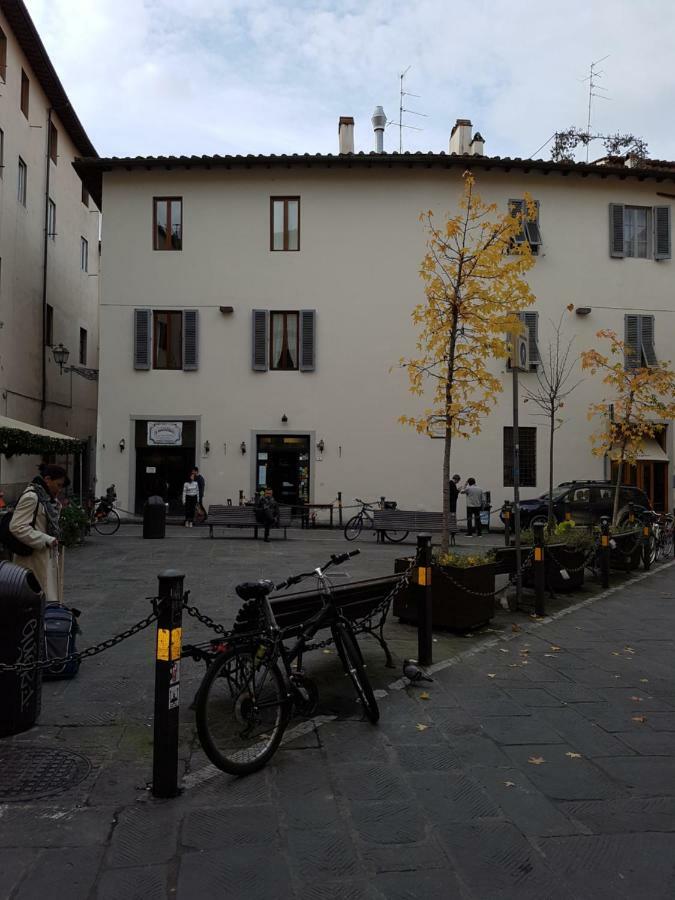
[25,0,675,162]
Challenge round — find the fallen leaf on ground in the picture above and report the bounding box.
[528,756,545,765]
[487,673,496,678]
[521,660,529,665]
[544,654,555,658]
[508,664,521,669]
[504,781,516,788]
[611,652,620,657]
[624,647,635,653]
[322,649,332,655]
[630,696,643,702]
[416,723,429,732]
[499,648,509,653]
[631,715,647,723]
[419,691,430,701]
[640,678,649,683]
[511,624,521,633]
[549,646,562,652]
[520,649,529,655]
[565,752,582,759]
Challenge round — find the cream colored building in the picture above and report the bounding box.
[76,118,675,518]
[0,0,100,497]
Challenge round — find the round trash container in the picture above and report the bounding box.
[0,560,45,737]
[143,495,167,539]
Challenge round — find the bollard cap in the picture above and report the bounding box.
[158,569,186,580]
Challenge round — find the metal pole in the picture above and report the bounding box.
[512,363,522,610]
[152,570,184,799]
[642,521,652,571]
[502,501,512,547]
[337,491,343,527]
[415,533,433,666]
[532,521,546,618]
[600,517,610,589]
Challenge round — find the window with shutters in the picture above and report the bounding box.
[153,197,182,250]
[609,203,671,260]
[624,314,658,368]
[508,199,542,254]
[80,237,88,272]
[79,328,87,366]
[48,199,56,240]
[252,309,315,372]
[49,122,58,165]
[20,70,29,118]
[135,309,199,371]
[0,27,6,83]
[507,312,539,371]
[18,158,26,206]
[503,427,537,487]
[270,197,300,251]
[270,312,299,370]
[152,311,182,370]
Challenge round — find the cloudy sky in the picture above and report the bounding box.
[26,0,675,162]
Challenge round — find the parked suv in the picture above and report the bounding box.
[500,481,652,529]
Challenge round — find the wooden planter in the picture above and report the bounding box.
[495,543,588,592]
[393,558,495,630]
[610,529,643,571]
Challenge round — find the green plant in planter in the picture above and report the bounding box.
[59,502,89,548]
[435,550,495,568]
[520,520,595,554]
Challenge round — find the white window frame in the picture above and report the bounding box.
[624,206,652,259]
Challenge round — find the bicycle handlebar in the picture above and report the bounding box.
[275,549,360,591]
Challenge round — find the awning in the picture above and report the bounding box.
[0,415,83,456]
[610,438,669,462]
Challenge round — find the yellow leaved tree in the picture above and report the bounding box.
[399,173,536,553]
[581,329,675,525]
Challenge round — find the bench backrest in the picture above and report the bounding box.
[206,505,292,525]
[372,509,444,531]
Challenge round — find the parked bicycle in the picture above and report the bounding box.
[643,511,674,563]
[343,498,409,543]
[85,485,120,535]
[195,549,378,776]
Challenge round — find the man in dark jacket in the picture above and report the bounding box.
[255,488,279,542]
[191,467,205,505]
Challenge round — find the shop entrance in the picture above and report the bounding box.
[134,420,196,513]
[612,454,669,512]
[256,435,310,507]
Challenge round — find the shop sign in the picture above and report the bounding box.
[147,421,183,446]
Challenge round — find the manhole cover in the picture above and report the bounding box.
[0,744,91,801]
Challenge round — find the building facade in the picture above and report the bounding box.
[0,0,100,496]
[77,123,675,518]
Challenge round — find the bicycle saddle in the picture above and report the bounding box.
[235,580,274,602]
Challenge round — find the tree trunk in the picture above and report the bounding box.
[441,320,459,555]
[548,408,555,530]
[612,442,627,526]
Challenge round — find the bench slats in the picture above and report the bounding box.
[200,505,291,538]
[372,510,444,531]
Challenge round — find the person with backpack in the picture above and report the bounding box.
[8,465,67,601]
[254,487,279,542]
[462,476,484,537]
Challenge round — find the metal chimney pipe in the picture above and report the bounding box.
[371,106,387,153]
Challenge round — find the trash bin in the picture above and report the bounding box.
[0,560,45,737]
[143,495,166,539]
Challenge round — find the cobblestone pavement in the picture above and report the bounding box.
[1,527,674,898]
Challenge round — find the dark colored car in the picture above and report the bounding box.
[500,481,652,529]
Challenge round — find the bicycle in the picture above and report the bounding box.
[343,498,409,543]
[85,486,120,536]
[195,549,379,776]
[644,511,674,562]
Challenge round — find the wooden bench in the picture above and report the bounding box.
[372,509,444,544]
[198,504,292,539]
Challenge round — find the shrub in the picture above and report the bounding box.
[60,502,89,547]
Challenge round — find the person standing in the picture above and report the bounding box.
[192,467,205,506]
[9,465,67,602]
[255,488,279,542]
[463,477,484,537]
[448,474,461,544]
[182,471,199,527]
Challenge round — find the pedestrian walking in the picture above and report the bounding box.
[463,476,484,537]
[448,474,461,545]
[9,464,67,602]
[182,471,199,527]
[255,487,279,542]
[191,467,205,505]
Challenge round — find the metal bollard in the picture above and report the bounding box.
[152,570,185,799]
[502,501,512,547]
[600,517,610,589]
[337,491,343,527]
[532,521,546,617]
[238,490,244,506]
[415,533,433,667]
[642,521,652,571]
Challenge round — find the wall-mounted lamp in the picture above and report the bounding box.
[52,343,70,373]
[575,307,592,317]
[317,439,325,454]
[240,441,247,455]
[281,414,288,423]
[203,440,210,454]
[119,438,126,452]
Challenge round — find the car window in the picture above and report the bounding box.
[598,487,613,501]
[571,488,590,503]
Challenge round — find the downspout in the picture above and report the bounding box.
[40,108,53,427]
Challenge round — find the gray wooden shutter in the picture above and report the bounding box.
[183,309,199,371]
[299,310,316,371]
[609,204,625,257]
[134,309,151,370]
[524,200,542,247]
[509,199,525,243]
[624,314,639,368]
[654,206,671,260]
[252,309,268,371]
[640,315,658,366]
[522,311,539,365]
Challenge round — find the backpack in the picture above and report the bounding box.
[43,603,81,679]
[0,490,39,557]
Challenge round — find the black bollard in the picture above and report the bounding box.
[642,521,652,571]
[152,570,185,799]
[337,491,343,527]
[238,490,244,506]
[415,533,433,667]
[600,517,610,589]
[532,521,546,618]
[503,501,512,547]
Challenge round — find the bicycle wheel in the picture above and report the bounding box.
[93,508,120,535]
[196,644,290,776]
[344,514,363,541]
[331,622,379,724]
[382,530,409,544]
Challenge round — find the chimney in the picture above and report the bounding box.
[449,118,472,155]
[470,132,485,156]
[338,116,354,154]
[371,106,387,153]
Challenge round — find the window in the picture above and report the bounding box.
[134,309,199,371]
[0,128,4,176]
[610,204,671,260]
[20,69,29,118]
[625,314,657,368]
[252,309,316,372]
[0,27,6,83]
[46,304,54,346]
[17,157,26,205]
[270,197,300,251]
[509,198,542,253]
[48,199,56,240]
[79,328,87,366]
[80,237,88,272]
[152,311,182,369]
[153,197,182,250]
[49,122,58,165]
[503,427,537,487]
[81,184,89,207]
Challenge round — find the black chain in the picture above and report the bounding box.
[183,603,230,636]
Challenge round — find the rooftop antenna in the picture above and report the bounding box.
[581,55,610,161]
[390,66,427,153]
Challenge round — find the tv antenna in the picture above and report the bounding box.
[390,66,427,153]
[581,55,611,161]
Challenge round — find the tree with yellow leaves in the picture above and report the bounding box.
[581,329,675,524]
[399,172,536,553]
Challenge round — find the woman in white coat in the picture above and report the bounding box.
[9,465,67,602]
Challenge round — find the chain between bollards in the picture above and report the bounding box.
[415,533,433,667]
[532,521,546,617]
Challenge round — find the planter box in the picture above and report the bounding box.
[393,558,495,630]
[610,529,643,571]
[496,543,588,592]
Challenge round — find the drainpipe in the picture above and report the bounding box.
[40,108,53,427]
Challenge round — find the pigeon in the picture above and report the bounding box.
[403,659,433,684]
